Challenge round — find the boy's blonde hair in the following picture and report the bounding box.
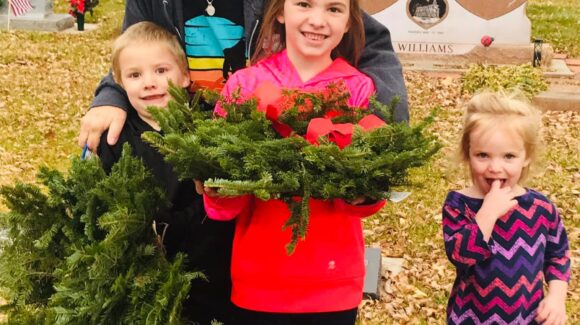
[111,21,188,85]
[459,91,543,183]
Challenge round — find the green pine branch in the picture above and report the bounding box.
[144,84,440,254]
[0,144,202,324]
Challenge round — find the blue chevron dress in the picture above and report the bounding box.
[442,189,570,324]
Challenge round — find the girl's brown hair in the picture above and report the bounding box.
[251,0,365,66]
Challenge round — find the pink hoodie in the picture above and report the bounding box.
[216,50,375,115]
[206,50,384,313]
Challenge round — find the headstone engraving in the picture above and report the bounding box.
[362,0,548,65]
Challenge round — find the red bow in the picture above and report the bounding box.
[254,82,293,137]
[253,81,386,148]
[305,115,385,149]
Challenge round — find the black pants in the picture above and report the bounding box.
[232,306,358,325]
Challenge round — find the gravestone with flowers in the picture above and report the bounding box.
[361,0,551,65]
[0,0,73,31]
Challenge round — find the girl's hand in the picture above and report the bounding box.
[475,180,517,241]
[193,180,219,197]
[347,196,377,206]
[480,180,518,219]
[535,280,568,325]
[535,294,567,325]
[194,180,204,195]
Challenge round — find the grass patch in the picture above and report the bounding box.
[461,64,548,98]
[528,0,580,57]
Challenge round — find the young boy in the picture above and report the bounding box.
[97,21,235,325]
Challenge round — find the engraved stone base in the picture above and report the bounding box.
[398,43,554,67]
[0,13,74,32]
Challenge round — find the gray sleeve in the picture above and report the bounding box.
[90,72,131,111]
[359,13,409,122]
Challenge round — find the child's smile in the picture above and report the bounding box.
[140,93,167,104]
[302,31,327,41]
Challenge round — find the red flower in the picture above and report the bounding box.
[69,0,86,17]
[69,0,84,15]
[481,35,494,47]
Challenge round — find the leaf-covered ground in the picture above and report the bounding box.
[0,0,578,323]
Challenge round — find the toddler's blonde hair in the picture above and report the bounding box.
[459,91,543,183]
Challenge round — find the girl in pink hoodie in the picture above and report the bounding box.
[205,0,385,323]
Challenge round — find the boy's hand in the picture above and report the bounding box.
[535,294,567,325]
[78,106,127,151]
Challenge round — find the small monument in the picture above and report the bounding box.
[0,0,74,31]
[361,0,551,65]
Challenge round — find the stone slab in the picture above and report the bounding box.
[544,59,575,78]
[381,256,404,276]
[61,22,99,34]
[362,250,404,299]
[0,13,74,31]
[363,247,382,299]
[553,53,568,60]
[402,58,580,113]
[533,90,580,112]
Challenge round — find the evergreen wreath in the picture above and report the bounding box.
[144,83,441,254]
[0,146,200,324]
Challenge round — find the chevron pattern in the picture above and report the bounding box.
[442,190,570,324]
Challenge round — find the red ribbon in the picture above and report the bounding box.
[254,82,293,137]
[305,115,385,149]
[253,81,386,148]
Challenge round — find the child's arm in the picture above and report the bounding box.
[535,280,568,325]
[443,201,493,271]
[443,181,517,270]
[95,130,122,173]
[203,192,252,221]
[475,180,518,241]
[543,204,571,283]
[535,202,571,324]
[442,183,511,267]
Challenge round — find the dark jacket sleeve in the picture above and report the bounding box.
[96,130,123,173]
[359,13,409,122]
[90,0,155,111]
